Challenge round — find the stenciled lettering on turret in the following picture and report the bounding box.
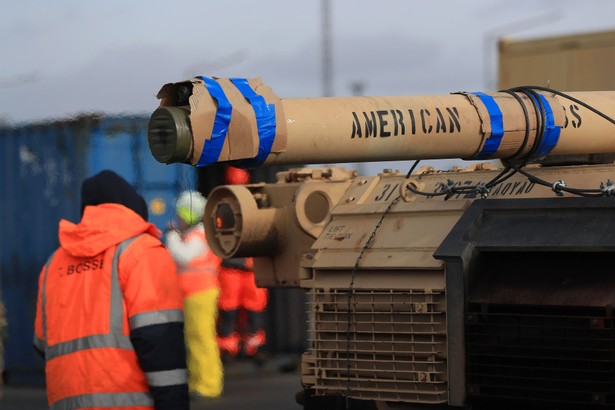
[562,104,583,129]
[370,179,537,202]
[351,107,461,139]
[454,180,536,199]
[443,180,535,199]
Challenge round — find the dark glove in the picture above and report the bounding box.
[222,258,250,271]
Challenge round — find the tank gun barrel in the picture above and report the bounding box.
[148,77,615,167]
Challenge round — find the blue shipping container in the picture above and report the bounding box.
[0,115,196,385]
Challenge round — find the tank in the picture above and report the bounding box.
[148,77,615,410]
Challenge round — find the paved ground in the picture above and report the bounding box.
[0,356,304,410]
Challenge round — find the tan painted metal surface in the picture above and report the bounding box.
[499,29,615,91]
[203,162,615,406]
[153,78,615,166]
[205,163,615,286]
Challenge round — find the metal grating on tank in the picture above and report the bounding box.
[306,287,448,403]
[466,304,615,409]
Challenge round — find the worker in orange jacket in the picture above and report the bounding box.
[34,170,188,410]
[217,257,268,359]
[165,190,223,398]
[217,167,268,361]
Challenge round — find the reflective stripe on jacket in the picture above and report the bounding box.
[34,204,188,410]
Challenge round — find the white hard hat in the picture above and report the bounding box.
[176,190,206,225]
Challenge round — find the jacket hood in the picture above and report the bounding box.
[59,204,159,258]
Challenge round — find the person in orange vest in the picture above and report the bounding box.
[217,167,269,362]
[165,190,223,399]
[34,170,188,410]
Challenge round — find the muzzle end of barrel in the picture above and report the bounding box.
[147,106,193,164]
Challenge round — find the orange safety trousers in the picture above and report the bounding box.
[217,266,267,312]
[217,260,267,357]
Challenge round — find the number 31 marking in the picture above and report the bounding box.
[374,183,399,202]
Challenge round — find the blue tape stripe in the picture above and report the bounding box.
[534,94,561,156]
[471,92,504,159]
[230,78,277,167]
[196,77,232,167]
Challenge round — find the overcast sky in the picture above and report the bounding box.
[2,0,615,171]
[2,0,615,125]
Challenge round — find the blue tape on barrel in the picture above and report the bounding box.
[534,94,561,157]
[196,76,232,167]
[471,92,504,160]
[230,78,276,167]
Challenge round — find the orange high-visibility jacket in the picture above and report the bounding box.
[165,223,220,298]
[34,204,188,410]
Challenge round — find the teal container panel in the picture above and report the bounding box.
[0,121,89,385]
[86,116,196,231]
